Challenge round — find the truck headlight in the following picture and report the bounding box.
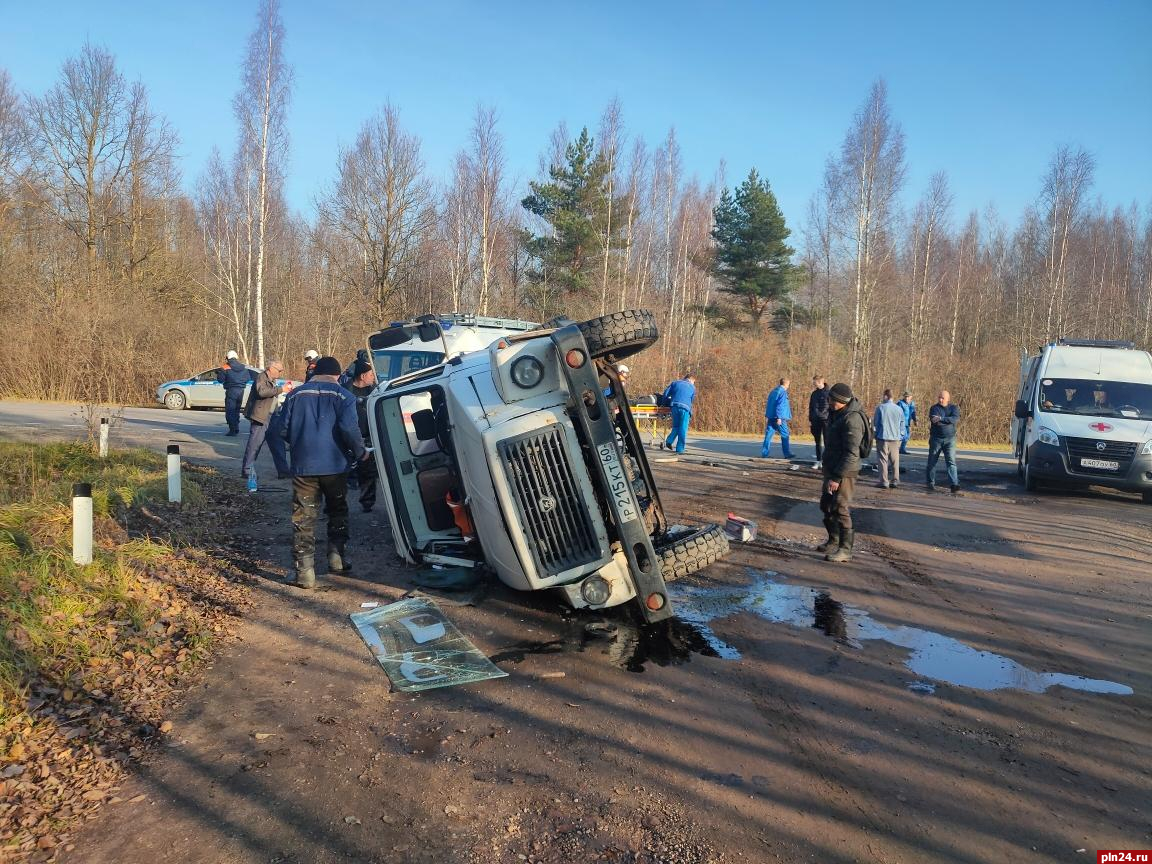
[1037,426,1060,446]
[510,355,544,389]
[1141,440,1152,455]
[580,575,611,606]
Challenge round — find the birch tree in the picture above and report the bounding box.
[467,106,504,314]
[234,0,292,367]
[317,104,433,324]
[826,80,905,386]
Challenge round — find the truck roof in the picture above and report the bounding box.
[1043,344,1152,383]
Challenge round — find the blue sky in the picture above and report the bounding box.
[2,0,1150,238]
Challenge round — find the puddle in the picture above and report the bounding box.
[665,574,1134,696]
[492,618,726,673]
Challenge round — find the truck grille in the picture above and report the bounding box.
[1065,436,1137,475]
[499,425,604,578]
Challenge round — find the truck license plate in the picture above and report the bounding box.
[597,444,638,524]
[1080,458,1119,470]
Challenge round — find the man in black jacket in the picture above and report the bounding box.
[808,376,830,466]
[216,350,251,436]
[817,382,867,563]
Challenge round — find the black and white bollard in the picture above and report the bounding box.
[98,417,110,458]
[72,483,93,565]
[167,444,182,504]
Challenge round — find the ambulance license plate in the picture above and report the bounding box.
[1080,458,1119,470]
[598,443,638,524]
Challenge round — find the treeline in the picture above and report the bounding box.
[0,6,1148,443]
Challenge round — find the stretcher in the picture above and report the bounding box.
[629,403,672,448]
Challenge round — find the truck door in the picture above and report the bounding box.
[371,386,462,557]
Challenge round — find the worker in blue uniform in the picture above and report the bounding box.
[660,372,697,454]
[761,378,794,459]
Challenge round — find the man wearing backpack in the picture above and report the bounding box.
[817,382,870,563]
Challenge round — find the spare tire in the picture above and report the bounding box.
[574,309,658,360]
[655,523,729,582]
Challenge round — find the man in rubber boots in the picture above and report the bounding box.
[817,383,867,563]
[216,350,250,436]
[279,356,368,588]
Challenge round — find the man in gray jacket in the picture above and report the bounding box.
[873,389,907,489]
[241,360,293,480]
[817,383,868,563]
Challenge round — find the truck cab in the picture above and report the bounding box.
[1012,339,1152,502]
[365,311,730,622]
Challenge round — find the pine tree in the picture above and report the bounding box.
[711,169,800,326]
[520,128,621,305]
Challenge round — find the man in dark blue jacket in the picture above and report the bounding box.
[925,390,961,493]
[216,350,250,435]
[279,356,368,588]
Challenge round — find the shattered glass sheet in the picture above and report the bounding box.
[350,597,507,692]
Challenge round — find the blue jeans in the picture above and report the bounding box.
[899,428,911,454]
[665,407,691,453]
[926,436,958,487]
[242,416,291,477]
[761,419,793,458]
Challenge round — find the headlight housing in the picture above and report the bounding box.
[510,355,545,389]
[1037,426,1060,446]
[1141,439,1152,455]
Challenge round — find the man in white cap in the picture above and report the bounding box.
[303,349,320,381]
[215,350,250,436]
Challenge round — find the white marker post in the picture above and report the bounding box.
[167,444,182,504]
[98,417,110,458]
[72,483,93,565]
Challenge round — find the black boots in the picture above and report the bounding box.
[815,518,839,554]
[825,529,855,563]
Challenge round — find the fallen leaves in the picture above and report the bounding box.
[0,466,259,862]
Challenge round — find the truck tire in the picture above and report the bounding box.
[655,523,729,582]
[574,309,659,361]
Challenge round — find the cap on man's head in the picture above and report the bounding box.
[312,356,342,377]
[829,382,853,404]
[901,391,911,398]
[304,349,319,361]
[225,350,239,360]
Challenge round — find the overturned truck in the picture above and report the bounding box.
[365,310,729,623]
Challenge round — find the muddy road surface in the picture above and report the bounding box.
[58,454,1150,864]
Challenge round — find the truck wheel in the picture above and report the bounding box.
[574,309,659,361]
[655,523,729,582]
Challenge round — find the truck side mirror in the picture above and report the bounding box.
[1014,400,1031,419]
[411,409,437,441]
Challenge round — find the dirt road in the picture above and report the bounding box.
[59,455,1150,864]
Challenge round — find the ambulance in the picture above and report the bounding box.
[1012,339,1152,502]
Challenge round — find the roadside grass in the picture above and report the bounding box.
[0,441,258,856]
[0,442,204,728]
